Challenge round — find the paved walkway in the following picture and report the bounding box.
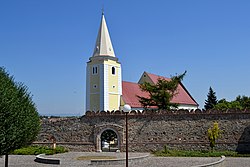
[0,152,250,167]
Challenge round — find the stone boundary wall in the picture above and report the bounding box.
[36,109,250,152]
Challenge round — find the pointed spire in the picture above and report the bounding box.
[92,13,115,57]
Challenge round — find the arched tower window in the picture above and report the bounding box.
[112,67,115,75]
[92,66,98,75]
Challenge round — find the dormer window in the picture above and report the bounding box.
[112,67,115,75]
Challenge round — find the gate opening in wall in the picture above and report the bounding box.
[101,129,118,152]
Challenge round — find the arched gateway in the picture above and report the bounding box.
[94,124,124,152]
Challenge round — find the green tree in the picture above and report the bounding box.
[235,95,250,109]
[214,97,246,110]
[213,95,250,111]
[204,87,218,110]
[137,71,186,110]
[0,67,40,167]
[214,99,243,110]
[207,122,222,151]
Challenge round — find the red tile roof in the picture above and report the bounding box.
[146,73,171,83]
[122,81,149,108]
[122,72,198,108]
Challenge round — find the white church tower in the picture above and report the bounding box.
[86,12,122,111]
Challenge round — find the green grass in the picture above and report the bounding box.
[153,147,250,157]
[11,145,68,155]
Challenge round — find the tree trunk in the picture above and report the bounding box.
[5,153,8,167]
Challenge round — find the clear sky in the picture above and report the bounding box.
[1,0,250,116]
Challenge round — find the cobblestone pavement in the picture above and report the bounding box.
[0,152,250,167]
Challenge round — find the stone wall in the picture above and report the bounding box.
[36,109,250,153]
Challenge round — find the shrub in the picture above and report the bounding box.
[207,122,222,151]
[11,145,68,155]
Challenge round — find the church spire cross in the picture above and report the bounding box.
[102,6,104,15]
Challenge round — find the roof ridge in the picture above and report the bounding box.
[145,71,170,80]
[122,80,138,84]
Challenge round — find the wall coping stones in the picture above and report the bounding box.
[85,109,250,117]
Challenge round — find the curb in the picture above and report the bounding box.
[34,154,60,165]
[90,154,149,165]
[191,156,225,167]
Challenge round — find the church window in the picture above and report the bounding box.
[92,66,98,75]
[112,67,115,75]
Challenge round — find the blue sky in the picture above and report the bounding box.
[1,0,250,116]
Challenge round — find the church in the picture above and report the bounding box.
[86,13,198,112]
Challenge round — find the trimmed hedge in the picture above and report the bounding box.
[11,145,68,155]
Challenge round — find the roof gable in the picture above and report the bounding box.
[138,72,154,84]
[122,72,198,108]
